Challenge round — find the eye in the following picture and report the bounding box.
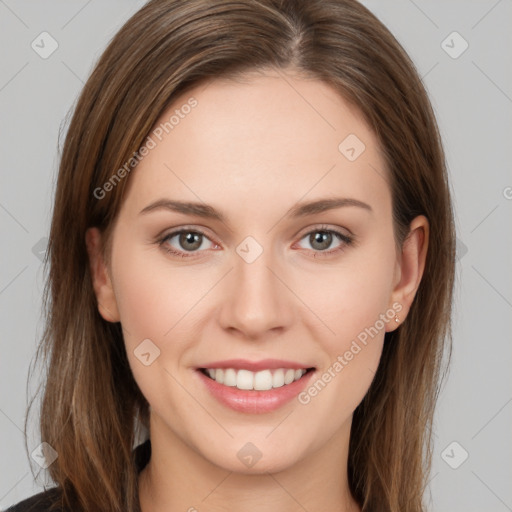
[159,228,218,258]
[294,225,354,258]
[158,224,354,260]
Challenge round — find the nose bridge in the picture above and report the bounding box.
[219,235,293,337]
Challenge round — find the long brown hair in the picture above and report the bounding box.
[26,1,455,510]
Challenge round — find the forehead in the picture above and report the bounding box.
[119,70,390,223]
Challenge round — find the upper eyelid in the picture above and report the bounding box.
[295,224,353,239]
[161,226,216,243]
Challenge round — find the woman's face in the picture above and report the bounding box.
[88,69,424,474]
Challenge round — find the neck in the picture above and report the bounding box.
[138,413,361,512]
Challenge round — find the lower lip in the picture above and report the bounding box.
[196,369,315,414]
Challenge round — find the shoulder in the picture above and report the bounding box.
[5,487,65,512]
[6,440,150,512]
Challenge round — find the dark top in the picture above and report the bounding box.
[6,439,151,512]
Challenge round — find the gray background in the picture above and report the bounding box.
[1,0,511,510]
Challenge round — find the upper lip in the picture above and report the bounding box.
[197,359,315,372]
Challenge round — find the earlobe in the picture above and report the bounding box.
[387,215,429,331]
[85,227,120,323]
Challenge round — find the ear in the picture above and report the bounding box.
[386,215,429,332]
[85,227,120,323]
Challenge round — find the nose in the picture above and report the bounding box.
[218,244,294,340]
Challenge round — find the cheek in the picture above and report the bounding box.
[297,252,395,431]
[110,242,213,384]
[308,243,397,348]
[110,245,193,413]
[111,241,200,339]
[297,243,396,418]
[112,264,168,338]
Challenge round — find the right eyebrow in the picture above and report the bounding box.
[139,199,224,221]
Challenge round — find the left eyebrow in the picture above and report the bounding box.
[287,197,373,218]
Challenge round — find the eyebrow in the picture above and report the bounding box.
[139,197,372,221]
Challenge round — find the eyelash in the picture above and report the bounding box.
[157,225,354,260]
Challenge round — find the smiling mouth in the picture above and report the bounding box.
[198,367,315,391]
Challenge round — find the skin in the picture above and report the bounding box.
[86,67,428,512]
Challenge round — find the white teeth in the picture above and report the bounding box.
[272,369,285,388]
[237,369,254,390]
[223,368,237,387]
[204,367,308,390]
[284,369,295,385]
[253,370,273,391]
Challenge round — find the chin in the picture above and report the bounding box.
[216,453,298,475]
[199,437,308,475]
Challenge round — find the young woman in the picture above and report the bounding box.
[9,0,455,511]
